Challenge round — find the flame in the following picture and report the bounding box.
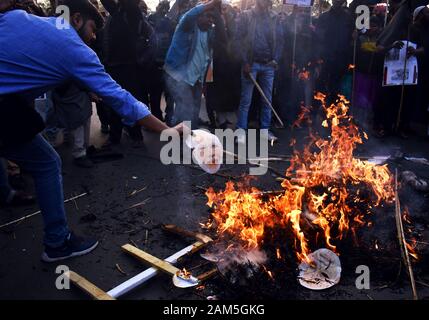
[402,208,419,261]
[177,268,192,279]
[206,93,395,263]
[348,64,355,70]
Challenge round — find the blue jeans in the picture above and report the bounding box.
[0,134,69,247]
[237,63,275,130]
[165,73,202,128]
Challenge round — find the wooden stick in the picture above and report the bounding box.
[396,27,411,131]
[107,241,206,298]
[0,192,88,229]
[351,32,358,109]
[248,73,284,128]
[395,169,418,300]
[65,271,115,300]
[122,244,181,276]
[162,224,213,244]
[197,268,218,282]
[223,150,289,179]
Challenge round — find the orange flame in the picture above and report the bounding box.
[206,93,395,263]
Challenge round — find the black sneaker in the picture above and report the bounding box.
[41,232,98,263]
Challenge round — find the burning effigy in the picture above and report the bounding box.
[201,93,421,292]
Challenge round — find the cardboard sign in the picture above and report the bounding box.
[383,40,418,86]
[283,0,313,7]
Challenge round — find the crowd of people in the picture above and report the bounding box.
[0,0,429,262]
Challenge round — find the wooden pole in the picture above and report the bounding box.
[395,24,411,132]
[0,192,88,229]
[395,169,418,300]
[248,73,285,127]
[351,31,358,109]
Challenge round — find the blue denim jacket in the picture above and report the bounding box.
[164,4,214,82]
[0,10,150,126]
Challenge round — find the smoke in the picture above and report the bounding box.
[202,242,268,277]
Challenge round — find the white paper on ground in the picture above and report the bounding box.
[298,248,342,290]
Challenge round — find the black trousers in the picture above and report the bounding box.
[105,64,146,143]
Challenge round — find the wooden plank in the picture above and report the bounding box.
[122,244,180,276]
[162,224,213,244]
[197,268,218,282]
[66,271,115,300]
[108,241,206,298]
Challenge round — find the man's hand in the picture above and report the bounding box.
[243,63,251,77]
[169,122,191,137]
[407,46,416,58]
[137,115,190,138]
[267,60,278,70]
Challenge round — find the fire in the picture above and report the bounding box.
[402,208,419,261]
[348,64,355,70]
[205,93,395,264]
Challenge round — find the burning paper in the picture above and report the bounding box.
[298,248,341,290]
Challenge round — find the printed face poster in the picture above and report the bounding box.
[383,40,418,86]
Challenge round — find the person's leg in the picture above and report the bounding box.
[236,64,258,129]
[72,119,93,167]
[84,117,91,150]
[163,72,176,126]
[149,67,164,121]
[166,76,194,125]
[108,108,124,144]
[204,84,217,127]
[96,101,110,132]
[1,135,69,247]
[192,82,204,128]
[0,158,14,203]
[71,125,86,159]
[258,65,275,130]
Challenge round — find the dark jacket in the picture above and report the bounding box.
[101,0,153,67]
[235,8,284,65]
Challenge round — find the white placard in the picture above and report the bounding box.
[283,0,313,7]
[383,40,418,86]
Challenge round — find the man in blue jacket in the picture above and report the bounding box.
[0,0,183,262]
[164,0,223,128]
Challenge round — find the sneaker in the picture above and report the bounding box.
[261,130,278,144]
[236,131,246,145]
[41,232,98,263]
[73,156,94,168]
